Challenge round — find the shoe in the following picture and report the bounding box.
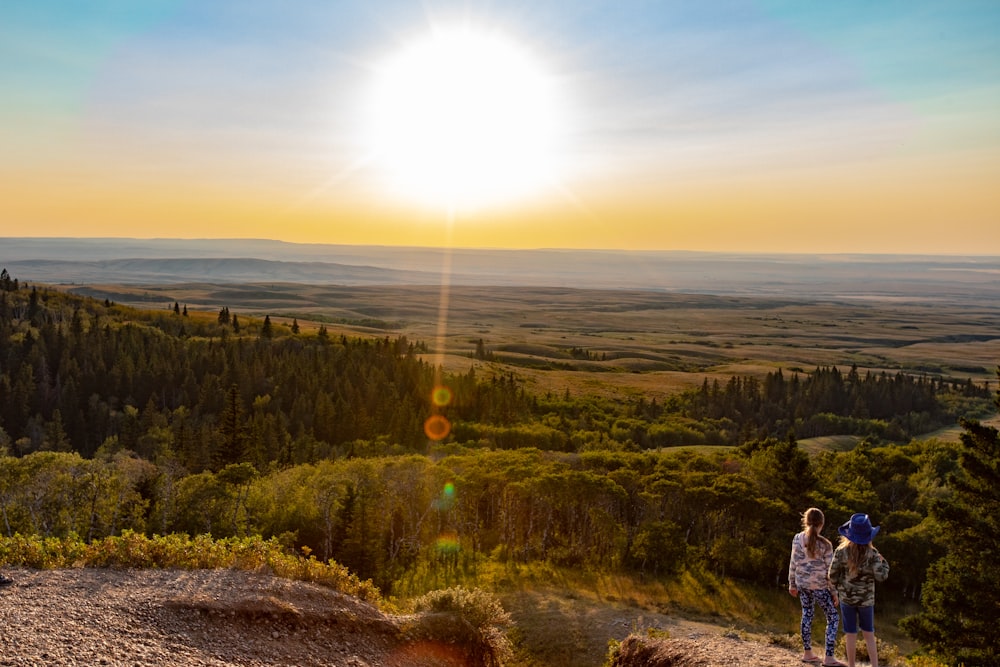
[801,658,821,664]
[0,574,13,586]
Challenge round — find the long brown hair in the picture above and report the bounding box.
[802,507,831,558]
[840,536,872,576]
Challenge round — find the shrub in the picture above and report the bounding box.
[410,586,512,667]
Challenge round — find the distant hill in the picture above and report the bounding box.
[0,257,439,286]
[2,237,999,302]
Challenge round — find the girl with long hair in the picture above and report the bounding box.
[788,508,844,665]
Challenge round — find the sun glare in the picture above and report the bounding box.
[366,25,566,211]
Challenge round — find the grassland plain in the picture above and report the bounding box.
[67,283,1000,406]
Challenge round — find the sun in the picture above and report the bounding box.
[365,24,567,212]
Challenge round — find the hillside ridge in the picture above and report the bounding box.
[0,566,807,666]
[4,237,1000,300]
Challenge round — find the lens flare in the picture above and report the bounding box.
[424,414,451,441]
[432,386,453,407]
[436,531,460,554]
[435,481,456,510]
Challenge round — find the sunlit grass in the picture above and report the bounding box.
[0,531,381,603]
[388,557,930,665]
[797,434,863,456]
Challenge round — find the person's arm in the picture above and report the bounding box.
[788,535,801,595]
[823,546,839,604]
[828,549,844,598]
[871,546,890,582]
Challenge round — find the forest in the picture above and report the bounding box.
[1,270,998,664]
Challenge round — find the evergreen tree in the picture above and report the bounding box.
[291,318,299,334]
[261,315,273,339]
[216,384,246,468]
[902,372,1000,665]
[27,286,40,320]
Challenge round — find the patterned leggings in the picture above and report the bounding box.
[800,589,839,656]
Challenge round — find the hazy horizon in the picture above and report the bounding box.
[7,235,1000,257]
[4,237,1000,306]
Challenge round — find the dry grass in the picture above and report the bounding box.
[421,560,925,666]
[914,412,1000,443]
[797,435,863,456]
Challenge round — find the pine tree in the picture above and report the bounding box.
[902,372,1000,664]
[216,384,246,467]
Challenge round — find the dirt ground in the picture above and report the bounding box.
[499,588,809,666]
[0,567,812,667]
[0,567,453,667]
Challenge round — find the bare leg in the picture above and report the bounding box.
[844,632,857,667]
[862,631,878,667]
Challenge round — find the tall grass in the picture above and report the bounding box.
[392,557,787,626]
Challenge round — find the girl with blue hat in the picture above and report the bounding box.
[828,513,890,667]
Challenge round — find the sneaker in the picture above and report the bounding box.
[0,574,13,586]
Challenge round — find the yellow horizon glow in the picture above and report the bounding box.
[3,145,998,254]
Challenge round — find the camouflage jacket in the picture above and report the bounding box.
[788,531,835,591]
[828,544,889,607]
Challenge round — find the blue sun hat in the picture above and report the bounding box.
[839,513,880,545]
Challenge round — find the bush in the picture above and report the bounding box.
[410,586,512,667]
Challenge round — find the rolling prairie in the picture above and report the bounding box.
[8,238,997,402]
[62,282,1000,404]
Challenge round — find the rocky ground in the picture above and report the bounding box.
[0,567,807,666]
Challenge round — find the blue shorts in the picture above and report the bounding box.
[840,603,875,633]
